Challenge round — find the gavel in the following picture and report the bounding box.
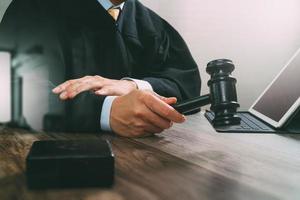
[173,59,241,126]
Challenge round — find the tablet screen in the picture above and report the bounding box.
[251,50,300,123]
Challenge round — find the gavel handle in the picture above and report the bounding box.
[172,94,211,114]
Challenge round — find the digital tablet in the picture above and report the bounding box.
[249,48,300,128]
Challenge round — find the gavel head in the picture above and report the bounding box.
[206,59,241,126]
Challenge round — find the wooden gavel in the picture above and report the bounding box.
[173,59,241,126]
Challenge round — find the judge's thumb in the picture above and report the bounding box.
[151,92,177,105]
[160,97,177,105]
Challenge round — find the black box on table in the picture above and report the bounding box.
[26,139,114,189]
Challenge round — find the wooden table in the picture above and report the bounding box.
[0,113,300,200]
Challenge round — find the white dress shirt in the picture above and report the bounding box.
[98,0,153,132]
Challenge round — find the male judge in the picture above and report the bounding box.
[0,0,201,137]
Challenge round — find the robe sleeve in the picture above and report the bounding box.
[143,21,201,102]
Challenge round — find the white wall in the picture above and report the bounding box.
[141,0,300,109]
[1,0,300,109]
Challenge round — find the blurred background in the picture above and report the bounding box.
[0,0,300,129]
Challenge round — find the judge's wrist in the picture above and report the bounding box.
[121,80,138,91]
[121,78,153,91]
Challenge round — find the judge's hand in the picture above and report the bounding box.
[110,90,186,138]
[52,75,137,100]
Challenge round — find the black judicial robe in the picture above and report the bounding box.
[0,0,201,132]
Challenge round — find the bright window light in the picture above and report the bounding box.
[0,51,11,122]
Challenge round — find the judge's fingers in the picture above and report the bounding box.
[151,92,177,105]
[144,125,164,134]
[61,76,110,99]
[53,79,80,94]
[94,86,121,96]
[53,76,91,94]
[58,81,84,99]
[53,75,106,94]
[143,93,185,123]
[132,121,165,137]
[141,107,173,130]
[66,80,104,99]
[162,97,177,105]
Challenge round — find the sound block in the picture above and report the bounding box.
[26,139,114,189]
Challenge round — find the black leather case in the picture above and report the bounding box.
[281,107,300,133]
[205,107,300,134]
[26,139,114,189]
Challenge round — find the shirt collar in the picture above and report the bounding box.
[98,0,125,10]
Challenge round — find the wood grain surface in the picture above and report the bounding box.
[0,113,299,200]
